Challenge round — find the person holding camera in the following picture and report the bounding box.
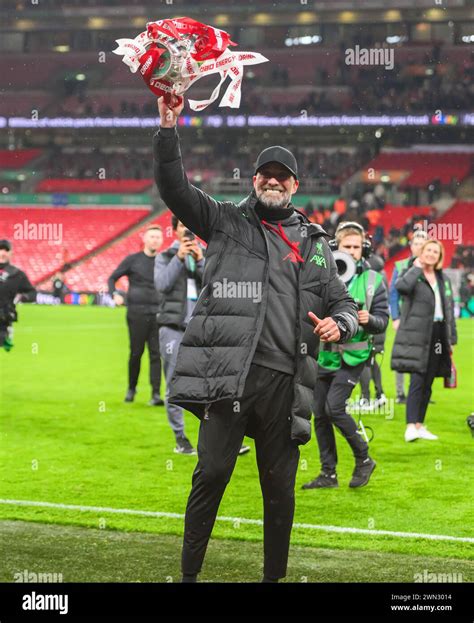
[154,216,205,455]
[303,222,389,490]
[0,239,36,352]
[391,239,457,442]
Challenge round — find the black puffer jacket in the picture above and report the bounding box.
[153,126,359,444]
[391,264,457,376]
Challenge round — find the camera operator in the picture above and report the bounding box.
[0,240,36,352]
[303,222,389,490]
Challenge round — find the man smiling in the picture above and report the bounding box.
[153,95,359,583]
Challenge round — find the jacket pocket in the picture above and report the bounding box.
[291,414,312,445]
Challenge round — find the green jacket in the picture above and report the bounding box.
[318,263,389,370]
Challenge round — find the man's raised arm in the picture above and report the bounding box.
[153,96,223,243]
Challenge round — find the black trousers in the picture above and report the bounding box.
[360,355,384,400]
[181,363,299,580]
[406,321,445,425]
[313,361,369,474]
[126,309,161,394]
[0,323,9,347]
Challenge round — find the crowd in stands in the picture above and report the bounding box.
[41,143,372,191]
[52,65,473,119]
[451,245,474,270]
[45,41,474,119]
[43,148,153,181]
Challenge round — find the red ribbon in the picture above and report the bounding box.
[261,220,305,263]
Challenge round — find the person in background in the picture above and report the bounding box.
[358,252,388,410]
[154,216,204,455]
[108,226,164,406]
[391,239,457,442]
[52,271,69,301]
[0,239,36,352]
[389,229,428,403]
[303,222,389,490]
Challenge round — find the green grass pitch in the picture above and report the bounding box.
[0,305,473,582]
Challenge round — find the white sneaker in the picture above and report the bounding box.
[405,427,419,442]
[417,426,438,440]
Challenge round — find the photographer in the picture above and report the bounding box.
[154,216,204,455]
[0,240,36,352]
[303,222,389,490]
[391,239,457,442]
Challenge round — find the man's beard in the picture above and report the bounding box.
[256,187,291,210]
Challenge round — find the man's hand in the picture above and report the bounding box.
[191,242,204,262]
[158,95,185,128]
[308,312,341,342]
[113,293,124,306]
[358,310,370,325]
[413,257,424,269]
[177,238,196,261]
[392,318,400,331]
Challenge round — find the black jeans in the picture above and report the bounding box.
[406,321,445,425]
[126,309,162,394]
[313,361,369,474]
[181,363,299,580]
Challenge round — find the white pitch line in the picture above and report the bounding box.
[1,499,473,544]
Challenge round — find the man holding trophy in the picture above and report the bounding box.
[152,93,360,582]
[116,16,360,583]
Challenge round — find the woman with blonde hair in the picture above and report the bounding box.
[391,239,457,442]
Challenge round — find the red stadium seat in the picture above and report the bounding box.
[36,179,154,193]
[0,207,150,285]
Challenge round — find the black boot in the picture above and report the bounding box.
[148,393,164,406]
[124,388,136,402]
[302,472,338,489]
[349,457,376,488]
